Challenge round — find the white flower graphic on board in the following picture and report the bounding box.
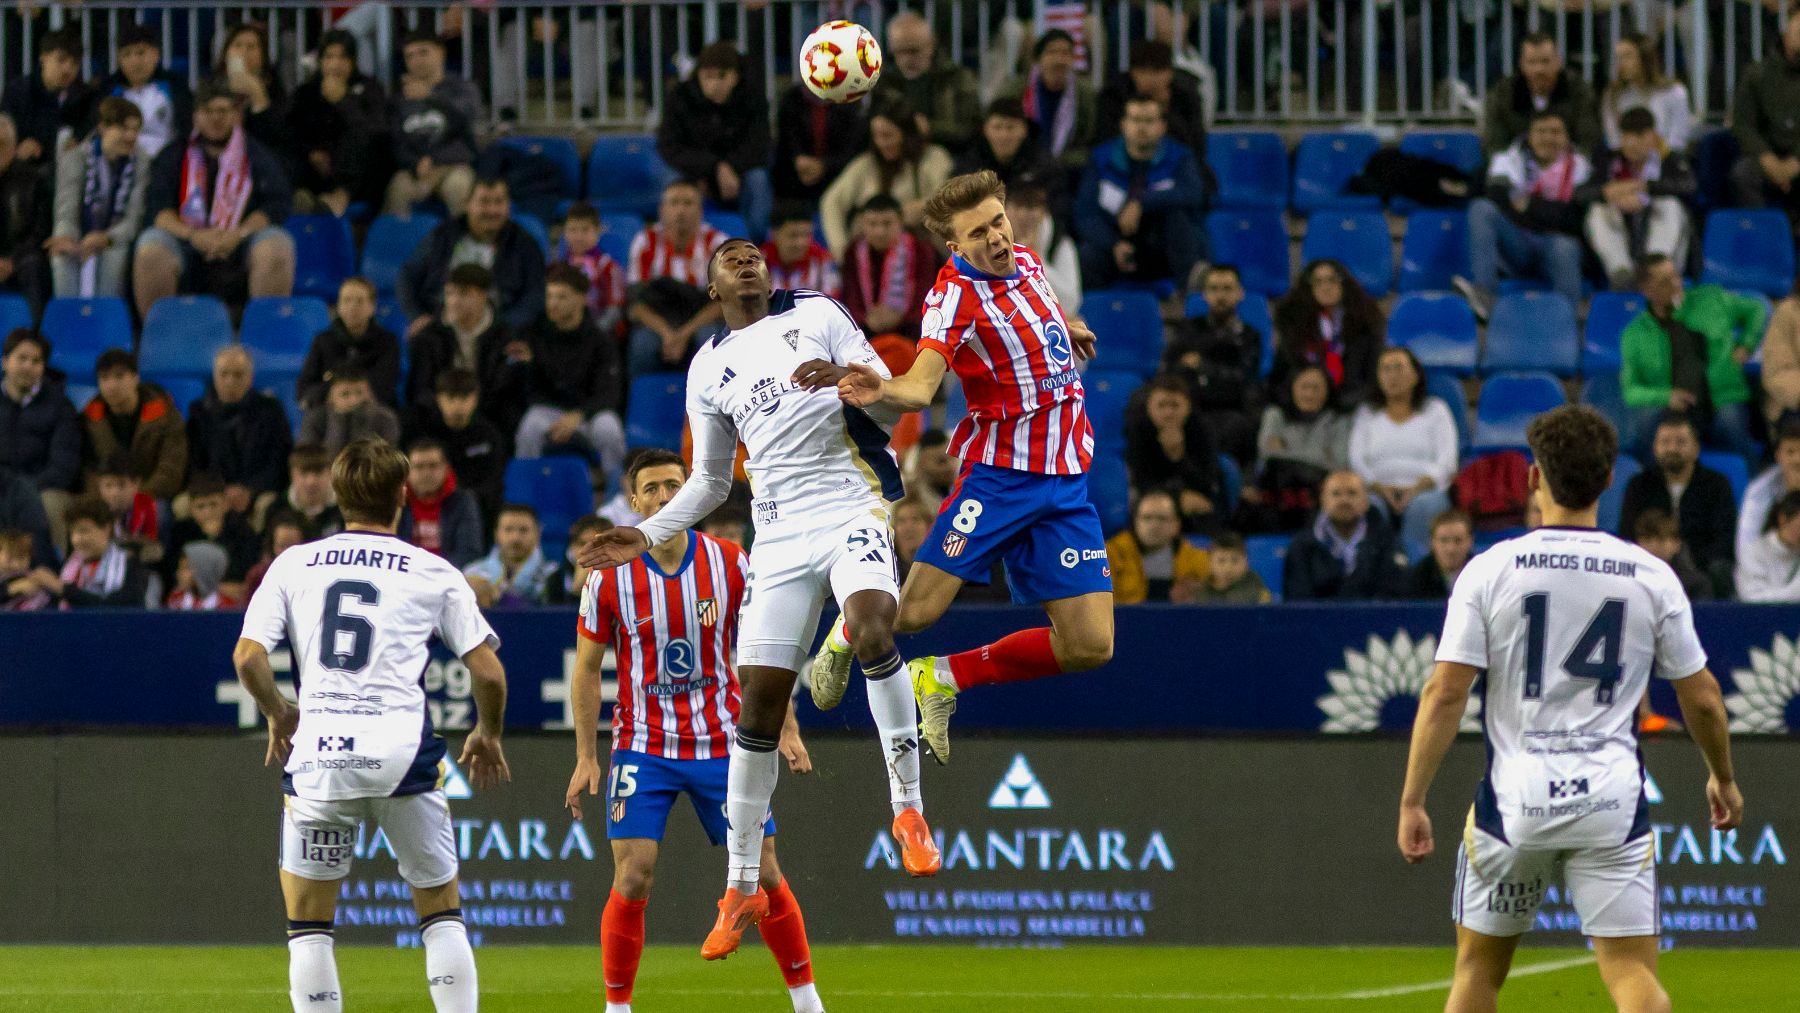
[1317,630,1481,733]
[1724,634,1800,733]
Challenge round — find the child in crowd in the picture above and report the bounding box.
[555,201,627,337]
[299,368,401,455]
[164,541,236,610]
[1190,532,1272,603]
[40,495,150,608]
[1632,508,1712,601]
[0,529,50,610]
[94,451,162,566]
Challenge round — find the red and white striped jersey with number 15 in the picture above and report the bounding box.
[576,531,747,760]
[917,244,1094,475]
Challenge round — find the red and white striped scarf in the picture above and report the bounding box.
[1525,150,1580,202]
[58,543,129,610]
[178,126,253,231]
[855,231,918,313]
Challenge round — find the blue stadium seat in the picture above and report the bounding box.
[1474,372,1568,450]
[285,214,355,301]
[625,374,686,451]
[1596,454,1643,533]
[1398,210,1470,293]
[514,213,550,256]
[704,209,749,239]
[503,456,591,558]
[1389,291,1478,376]
[1701,209,1796,298]
[1582,292,1645,377]
[1216,453,1241,512]
[1086,453,1130,535]
[938,377,968,432]
[1291,131,1381,213]
[1183,291,1275,374]
[1206,131,1289,210]
[498,135,582,198]
[42,297,132,377]
[1205,210,1290,296]
[1301,211,1393,296]
[1245,534,1289,600]
[1700,450,1750,505]
[140,296,233,380]
[585,134,678,219]
[1692,128,1739,214]
[241,297,333,376]
[1081,290,1162,376]
[1424,370,1471,450]
[1393,131,1484,212]
[1581,372,1626,429]
[1081,369,1139,450]
[376,299,410,342]
[63,383,96,411]
[362,214,441,296]
[156,376,207,418]
[601,212,643,242]
[1482,291,1580,377]
[262,373,303,437]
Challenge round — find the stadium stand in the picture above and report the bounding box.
[503,456,591,560]
[1205,210,1290,296]
[1300,211,1393,297]
[1206,131,1289,210]
[361,214,443,296]
[240,297,334,376]
[1081,369,1139,450]
[1474,372,1568,450]
[624,374,687,454]
[1290,131,1381,213]
[1581,291,1646,376]
[1397,209,1471,293]
[498,135,583,200]
[586,134,678,219]
[1481,291,1580,377]
[42,297,131,377]
[286,214,357,301]
[1082,290,1163,376]
[1701,209,1796,299]
[1389,291,1479,376]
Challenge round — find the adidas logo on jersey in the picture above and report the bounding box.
[988,753,1052,809]
[720,367,736,386]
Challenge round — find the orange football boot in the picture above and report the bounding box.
[891,808,942,877]
[701,886,770,960]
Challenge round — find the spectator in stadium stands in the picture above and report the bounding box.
[1106,486,1210,604]
[1190,531,1271,604]
[1,29,92,164]
[761,204,840,298]
[94,451,160,566]
[185,345,291,520]
[891,494,934,575]
[1246,364,1351,531]
[0,329,80,550]
[1481,32,1602,154]
[286,29,389,218]
[1405,509,1474,599]
[1125,373,1226,534]
[242,508,304,600]
[840,195,938,343]
[1618,412,1737,594]
[1580,106,1695,292]
[279,443,343,539]
[398,437,482,566]
[1601,33,1692,151]
[1740,489,1800,601]
[1005,181,1081,315]
[1001,29,1098,172]
[554,202,627,336]
[1272,259,1384,409]
[48,97,148,301]
[1737,420,1800,563]
[163,540,235,609]
[872,12,982,154]
[1284,469,1407,600]
[82,349,186,502]
[299,277,401,410]
[210,22,285,151]
[1620,253,1763,464]
[1095,40,1208,155]
[901,429,958,513]
[94,24,190,159]
[543,512,610,606]
[463,502,559,607]
[384,27,481,217]
[29,494,147,607]
[1075,94,1206,292]
[0,114,47,312]
[656,41,773,243]
[1761,278,1800,426]
[772,80,868,204]
[165,472,259,593]
[300,368,400,456]
[1633,506,1715,601]
[397,176,545,334]
[1730,9,1800,221]
[0,527,49,609]
[1456,109,1590,320]
[1349,347,1459,554]
[817,99,953,256]
[406,263,516,416]
[954,99,1066,220]
[131,82,295,320]
[700,504,748,548]
[404,368,506,527]
[512,263,624,473]
[0,462,53,566]
[1163,264,1263,464]
[626,179,728,375]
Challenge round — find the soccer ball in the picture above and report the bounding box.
[799,20,882,104]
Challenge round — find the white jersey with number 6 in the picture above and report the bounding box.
[1436,526,1707,850]
[240,530,499,802]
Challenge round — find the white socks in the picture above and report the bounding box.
[606,1004,633,1013]
[422,913,479,1012]
[790,981,826,1012]
[862,649,923,817]
[287,931,342,1013]
[726,733,781,891]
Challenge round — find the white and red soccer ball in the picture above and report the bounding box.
[800,20,882,104]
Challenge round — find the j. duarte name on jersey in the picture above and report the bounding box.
[732,374,804,427]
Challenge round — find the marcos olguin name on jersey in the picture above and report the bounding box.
[303,546,415,572]
[1513,551,1639,578]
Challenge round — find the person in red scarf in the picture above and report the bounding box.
[1271,258,1386,410]
[395,438,483,567]
[1454,108,1593,321]
[27,494,148,608]
[839,195,937,342]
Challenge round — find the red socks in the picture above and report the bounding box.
[601,890,647,1004]
[757,878,815,987]
[947,627,1064,689]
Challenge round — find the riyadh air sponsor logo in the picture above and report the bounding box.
[1316,630,1482,733]
[1723,633,1800,732]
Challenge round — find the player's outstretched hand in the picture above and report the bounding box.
[577,526,651,571]
[1708,775,1744,831]
[1397,803,1434,864]
[264,701,299,768]
[835,362,885,407]
[791,358,849,392]
[1069,317,1097,361]
[565,756,603,819]
[459,731,512,789]
[780,727,814,775]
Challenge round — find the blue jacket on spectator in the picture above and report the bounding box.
[1073,135,1207,250]
[396,216,546,330]
[0,373,81,492]
[462,544,558,606]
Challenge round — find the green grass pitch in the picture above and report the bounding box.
[0,945,1792,1011]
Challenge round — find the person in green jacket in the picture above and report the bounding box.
[1619,254,1764,464]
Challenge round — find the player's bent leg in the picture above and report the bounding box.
[755,838,826,1013]
[410,880,477,1013]
[842,588,927,821]
[281,872,344,1013]
[1447,925,1520,1013]
[603,840,659,1011]
[894,561,966,634]
[1592,936,1670,1013]
[708,661,793,961]
[1044,591,1116,672]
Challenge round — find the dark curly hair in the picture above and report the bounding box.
[1526,404,1618,511]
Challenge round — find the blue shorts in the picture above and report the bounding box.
[606,749,776,845]
[912,463,1113,604]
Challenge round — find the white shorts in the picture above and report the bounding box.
[280,790,458,888]
[738,510,898,671]
[1453,811,1658,938]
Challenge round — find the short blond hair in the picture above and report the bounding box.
[922,170,1007,242]
[332,438,409,525]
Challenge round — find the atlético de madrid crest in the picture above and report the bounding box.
[941,532,967,557]
[696,597,719,627]
[782,329,799,350]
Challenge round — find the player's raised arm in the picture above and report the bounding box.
[232,637,298,767]
[1397,660,1481,863]
[794,347,948,413]
[577,410,736,570]
[458,642,511,788]
[565,633,608,817]
[1671,668,1744,830]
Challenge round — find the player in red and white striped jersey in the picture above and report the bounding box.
[796,170,1114,763]
[566,449,822,1013]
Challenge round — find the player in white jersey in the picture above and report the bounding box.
[1399,406,1741,1013]
[579,239,940,960]
[234,439,511,1013]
